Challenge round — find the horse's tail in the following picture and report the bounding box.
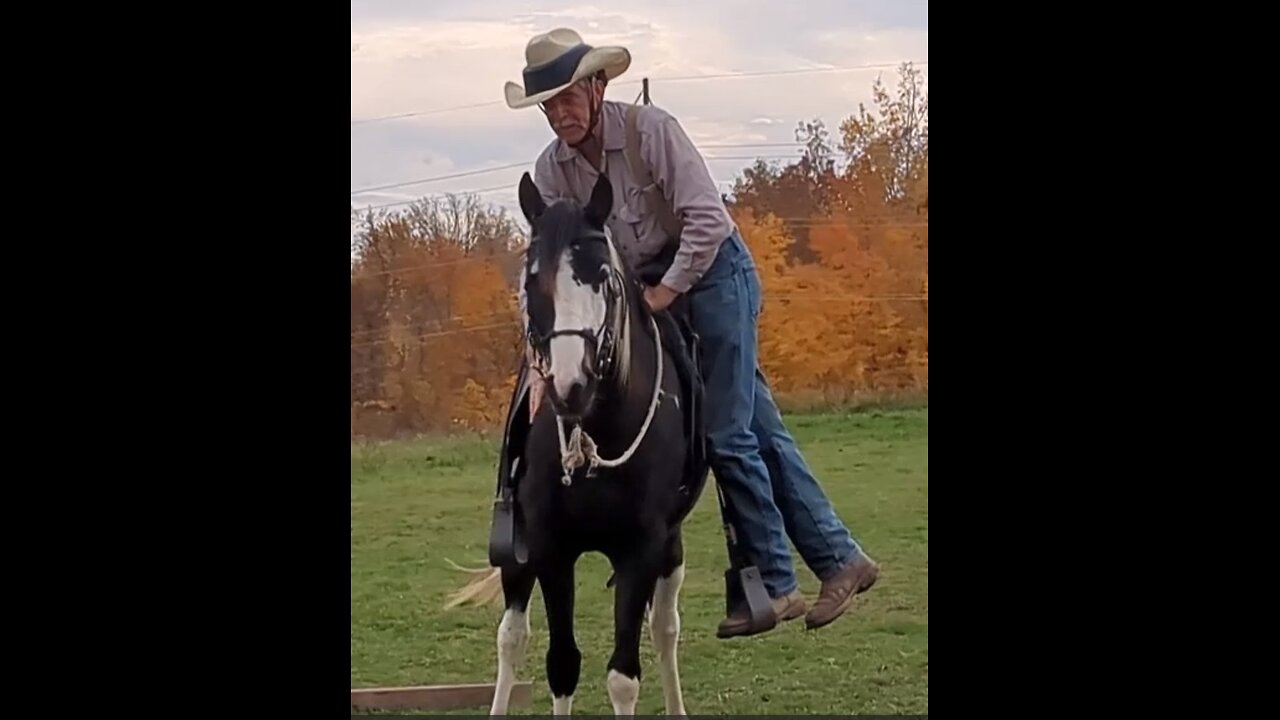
[441,558,504,610]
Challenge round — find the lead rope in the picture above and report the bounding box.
[557,314,664,486]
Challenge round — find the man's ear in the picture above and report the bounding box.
[518,172,546,224]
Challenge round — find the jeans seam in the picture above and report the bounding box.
[735,265,790,582]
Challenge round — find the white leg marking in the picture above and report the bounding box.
[607,668,640,716]
[553,694,574,715]
[649,562,686,715]
[490,607,529,716]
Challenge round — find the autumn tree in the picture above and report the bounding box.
[730,62,928,400]
[836,62,928,203]
[819,62,929,390]
[350,194,524,436]
[729,117,841,259]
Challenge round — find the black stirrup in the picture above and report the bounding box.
[489,358,531,567]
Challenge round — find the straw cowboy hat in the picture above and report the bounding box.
[504,28,631,109]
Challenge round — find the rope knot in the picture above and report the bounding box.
[558,422,602,485]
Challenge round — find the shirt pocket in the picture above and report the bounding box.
[617,185,648,224]
[616,185,656,247]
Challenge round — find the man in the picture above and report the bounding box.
[504,28,879,637]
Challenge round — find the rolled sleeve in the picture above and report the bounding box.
[644,111,735,293]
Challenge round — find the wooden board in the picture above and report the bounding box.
[351,682,533,712]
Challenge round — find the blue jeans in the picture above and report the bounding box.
[686,230,863,598]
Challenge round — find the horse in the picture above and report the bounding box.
[446,170,708,716]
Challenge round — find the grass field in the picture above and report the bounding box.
[351,407,927,715]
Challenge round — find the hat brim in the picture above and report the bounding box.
[505,46,631,109]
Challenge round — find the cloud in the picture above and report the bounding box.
[351,0,926,213]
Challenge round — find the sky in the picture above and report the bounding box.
[350,0,928,225]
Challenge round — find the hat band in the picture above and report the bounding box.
[523,43,593,96]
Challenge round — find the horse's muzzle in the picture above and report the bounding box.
[547,373,593,420]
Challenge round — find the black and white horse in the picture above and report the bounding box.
[450,171,705,716]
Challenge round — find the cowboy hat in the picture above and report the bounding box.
[504,28,631,109]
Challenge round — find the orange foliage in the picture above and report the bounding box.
[350,195,524,437]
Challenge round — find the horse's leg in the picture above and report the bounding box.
[608,557,661,716]
[649,532,687,715]
[540,556,581,715]
[490,563,536,716]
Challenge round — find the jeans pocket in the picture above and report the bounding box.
[689,267,740,347]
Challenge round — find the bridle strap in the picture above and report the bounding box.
[526,266,625,381]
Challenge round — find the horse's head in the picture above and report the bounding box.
[519,171,630,421]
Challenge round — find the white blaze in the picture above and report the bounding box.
[549,251,606,402]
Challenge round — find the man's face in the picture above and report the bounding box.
[542,79,601,145]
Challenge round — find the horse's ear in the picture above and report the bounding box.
[518,172,546,224]
[585,172,612,227]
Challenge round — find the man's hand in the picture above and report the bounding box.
[643,283,680,313]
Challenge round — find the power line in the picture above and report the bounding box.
[349,290,926,339]
[349,219,927,267]
[698,142,807,148]
[350,100,501,125]
[638,61,927,84]
[350,143,815,196]
[351,152,861,210]
[702,153,849,162]
[349,321,517,350]
[352,183,518,211]
[350,220,926,279]
[351,309,516,340]
[349,249,522,279]
[351,163,528,195]
[349,293,927,355]
[350,60,927,125]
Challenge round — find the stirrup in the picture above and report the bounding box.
[724,566,777,635]
[718,483,775,636]
[490,362,532,567]
[488,485,528,566]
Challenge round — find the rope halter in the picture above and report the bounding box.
[555,313,665,485]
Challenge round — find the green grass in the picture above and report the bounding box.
[351,407,927,715]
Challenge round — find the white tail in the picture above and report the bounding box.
[442,559,504,609]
